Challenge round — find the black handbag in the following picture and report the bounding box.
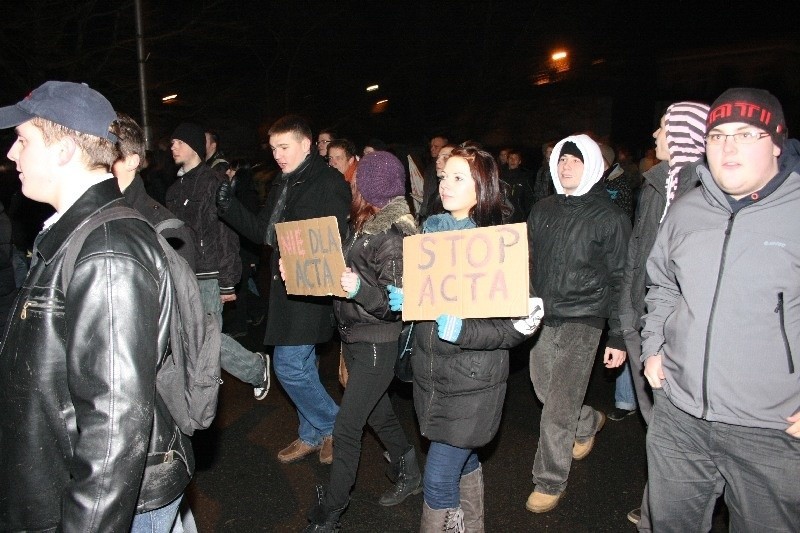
[394,322,414,382]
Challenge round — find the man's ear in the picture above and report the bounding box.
[126,153,141,171]
[56,136,78,166]
[301,137,312,154]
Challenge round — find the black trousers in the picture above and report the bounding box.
[324,340,411,510]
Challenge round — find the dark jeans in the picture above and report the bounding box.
[647,389,800,532]
[423,442,480,510]
[324,340,410,510]
[529,322,603,495]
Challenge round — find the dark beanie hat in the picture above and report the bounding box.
[707,88,786,148]
[171,122,206,160]
[560,141,584,162]
[355,151,406,208]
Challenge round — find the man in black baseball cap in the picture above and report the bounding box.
[0,81,193,532]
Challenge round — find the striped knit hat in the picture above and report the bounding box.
[660,101,710,221]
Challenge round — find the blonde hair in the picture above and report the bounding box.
[31,116,118,171]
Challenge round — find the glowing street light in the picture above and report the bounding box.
[162,94,178,102]
[366,84,379,92]
[551,51,567,61]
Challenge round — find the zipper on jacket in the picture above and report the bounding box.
[702,212,736,419]
[775,292,795,374]
[20,299,64,320]
[422,325,436,436]
[372,343,377,367]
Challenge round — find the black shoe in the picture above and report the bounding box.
[379,447,422,506]
[607,407,637,421]
[304,485,346,533]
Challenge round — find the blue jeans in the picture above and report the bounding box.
[647,389,800,532]
[423,441,480,510]
[614,360,637,410]
[130,495,183,533]
[273,343,338,446]
[198,279,264,386]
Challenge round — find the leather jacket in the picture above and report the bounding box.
[0,179,193,532]
[334,197,416,343]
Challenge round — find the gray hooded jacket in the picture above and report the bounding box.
[642,139,800,430]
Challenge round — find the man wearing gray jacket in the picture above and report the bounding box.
[641,88,800,532]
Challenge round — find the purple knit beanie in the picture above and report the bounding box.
[355,151,406,208]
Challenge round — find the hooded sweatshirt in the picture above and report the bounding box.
[549,134,604,196]
[642,138,800,430]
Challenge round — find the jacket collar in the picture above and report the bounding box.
[362,196,416,236]
[37,178,125,264]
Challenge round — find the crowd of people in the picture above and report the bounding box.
[0,80,798,533]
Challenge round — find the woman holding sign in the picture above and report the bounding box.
[303,151,421,532]
[388,145,543,532]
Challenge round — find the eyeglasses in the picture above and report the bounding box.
[705,131,770,145]
[316,139,331,145]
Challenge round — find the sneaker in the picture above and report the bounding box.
[253,352,271,400]
[525,490,564,513]
[607,407,637,421]
[627,507,641,525]
[573,412,606,460]
[319,435,334,464]
[277,438,321,463]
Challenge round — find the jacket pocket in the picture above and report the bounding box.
[775,292,795,374]
[20,297,65,319]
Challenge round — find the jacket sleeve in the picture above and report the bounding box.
[618,230,639,335]
[221,179,279,246]
[60,251,161,531]
[455,317,529,351]
[603,211,632,349]
[352,233,403,321]
[641,220,680,362]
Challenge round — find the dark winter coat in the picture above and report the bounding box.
[335,197,416,343]
[124,173,197,271]
[618,161,700,334]
[0,179,192,531]
[527,180,631,348]
[221,153,351,346]
[165,162,240,293]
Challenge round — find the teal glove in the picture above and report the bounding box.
[436,314,463,343]
[387,284,404,311]
[347,277,361,299]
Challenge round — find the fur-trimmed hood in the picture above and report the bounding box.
[362,196,417,236]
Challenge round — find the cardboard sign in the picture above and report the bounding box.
[402,223,529,321]
[275,216,347,297]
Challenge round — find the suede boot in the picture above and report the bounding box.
[303,485,347,533]
[379,446,422,506]
[459,465,484,532]
[420,501,464,533]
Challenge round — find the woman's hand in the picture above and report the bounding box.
[278,258,286,282]
[341,268,361,298]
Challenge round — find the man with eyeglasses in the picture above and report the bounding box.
[641,88,800,532]
[316,128,336,161]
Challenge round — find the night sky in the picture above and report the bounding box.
[0,0,796,155]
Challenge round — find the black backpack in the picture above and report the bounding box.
[61,206,222,435]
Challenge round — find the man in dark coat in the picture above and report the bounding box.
[217,115,351,464]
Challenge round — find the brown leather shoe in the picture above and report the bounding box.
[277,439,321,463]
[573,412,607,460]
[319,435,334,464]
[525,490,564,513]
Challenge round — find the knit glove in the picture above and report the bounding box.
[341,268,361,299]
[436,314,463,343]
[512,297,544,335]
[387,285,404,311]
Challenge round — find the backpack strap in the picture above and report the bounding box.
[61,206,150,292]
[155,218,185,233]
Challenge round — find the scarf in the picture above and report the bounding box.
[423,213,477,234]
[266,154,313,246]
[661,102,710,221]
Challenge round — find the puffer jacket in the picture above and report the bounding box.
[527,180,631,347]
[412,315,527,449]
[166,162,240,293]
[642,140,800,430]
[0,179,192,532]
[334,197,416,343]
